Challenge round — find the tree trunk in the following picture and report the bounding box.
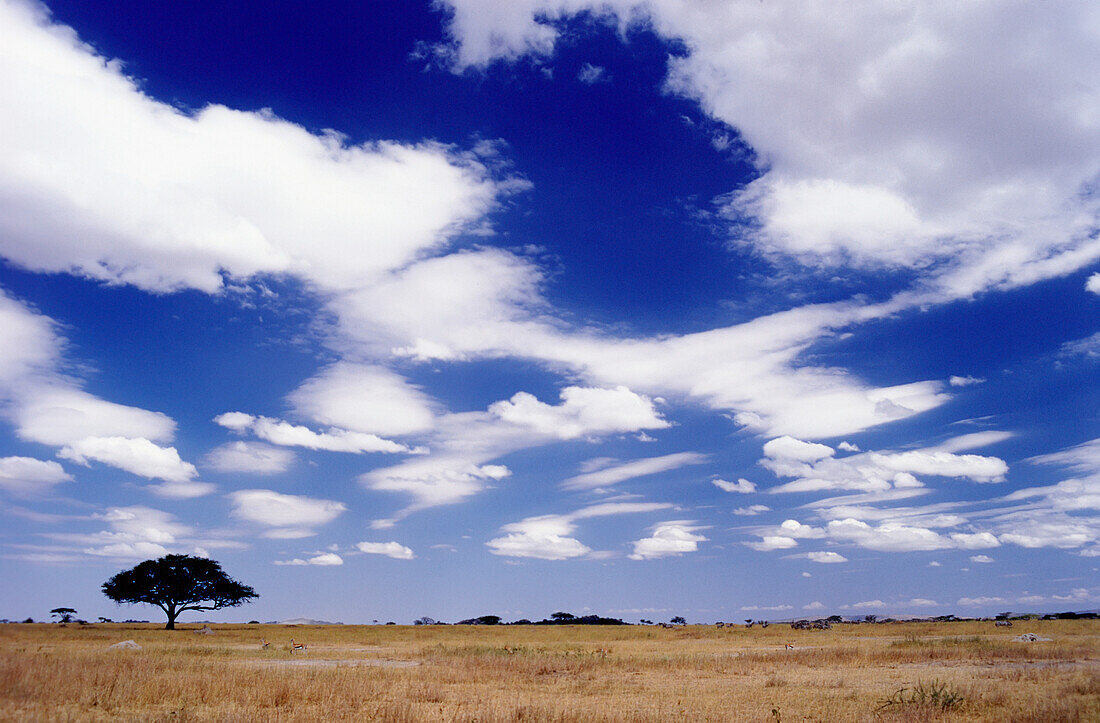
[165,606,177,630]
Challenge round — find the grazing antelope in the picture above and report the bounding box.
[290,638,306,653]
[784,643,795,649]
[260,638,270,650]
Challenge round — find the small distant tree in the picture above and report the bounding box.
[50,607,77,623]
[671,616,687,626]
[550,611,576,622]
[102,554,257,630]
[864,614,877,624]
[414,616,437,626]
[97,616,114,623]
[995,611,1012,620]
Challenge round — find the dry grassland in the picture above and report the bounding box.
[1,620,1098,721]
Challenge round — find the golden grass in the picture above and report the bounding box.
[1,620,1097,721]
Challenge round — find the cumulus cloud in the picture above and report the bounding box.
[228,489,346,538]
[59,436,198,483]
[562,452,708,490]
[275,552,344,566]
[81,506,190,558]
[745,536,798,552]
[1088,274,1100,295]
[806,551,847,564]
[16,387,177,447]
[732,504,770,516]
[489,385,668,440]
[950,532,1001,550]
[958,596,1007,607]
[0,456,72,495]
[205,441,294,475]
[763,436,835,463]
[712,477,756,494]
[356,541,416,560]
[288,363,436,436]
[0,0,503,294]
[762,436,1007,494]
[214,413,419,454]
[486,501,671,560]
[628,521,708,560]
[969,554,994,563]
[441,1,1100,292]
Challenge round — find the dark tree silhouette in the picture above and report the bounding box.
[670,616,687,625]
[102,554,257,630]
[50,607,77,623]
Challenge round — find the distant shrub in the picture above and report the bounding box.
[877,679,964,713]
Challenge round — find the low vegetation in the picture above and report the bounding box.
[1,620,1097,720]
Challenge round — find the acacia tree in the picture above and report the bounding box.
[102,554,257,630]
[50,607,77,623]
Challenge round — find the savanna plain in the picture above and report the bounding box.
[1,620,1098,722]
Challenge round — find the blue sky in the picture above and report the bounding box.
[1,0,1098,624]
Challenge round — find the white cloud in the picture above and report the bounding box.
[81,505,190,558]
[59,436,198,483]
[732,504,770,516]
[763,436,835,463]
[213,412,255,433]
[763,439,1007,494]
[216,413,419,454]
[1030,438,1100,476]
[288,363,436,436]
[490,385,668,440]
[205,441,294,475]
[934,431,1013,453]
[333,249,951,440]
[356,541,416,560]
[958,596,1007,607]
[0,289,59,388]
[745,536,798,552]
[969,554,994,563]
[907,598,939,607]
[712,477,756,494]
[275,552,344,566]
[950,532,1000,550]
[147,480,218,499]
[629,521,708,560]
[806,551,847,564]
[825,518,954,552]
[487,501,672,560]
[949,375,985,387]
[16,387,176,447]
[803,601,824,610]
[1061,332,1100,359]
[439,0,1100,299]
[577,63,608,84]
[562,452,708,490]
[0,0,503,295]
[740,604,792,612]
[228,489,346,537]
[1088,273,1100,295]
[0,456,72,495]
[849,600,886,610]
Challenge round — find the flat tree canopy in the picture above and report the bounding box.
[102,554,257,630]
